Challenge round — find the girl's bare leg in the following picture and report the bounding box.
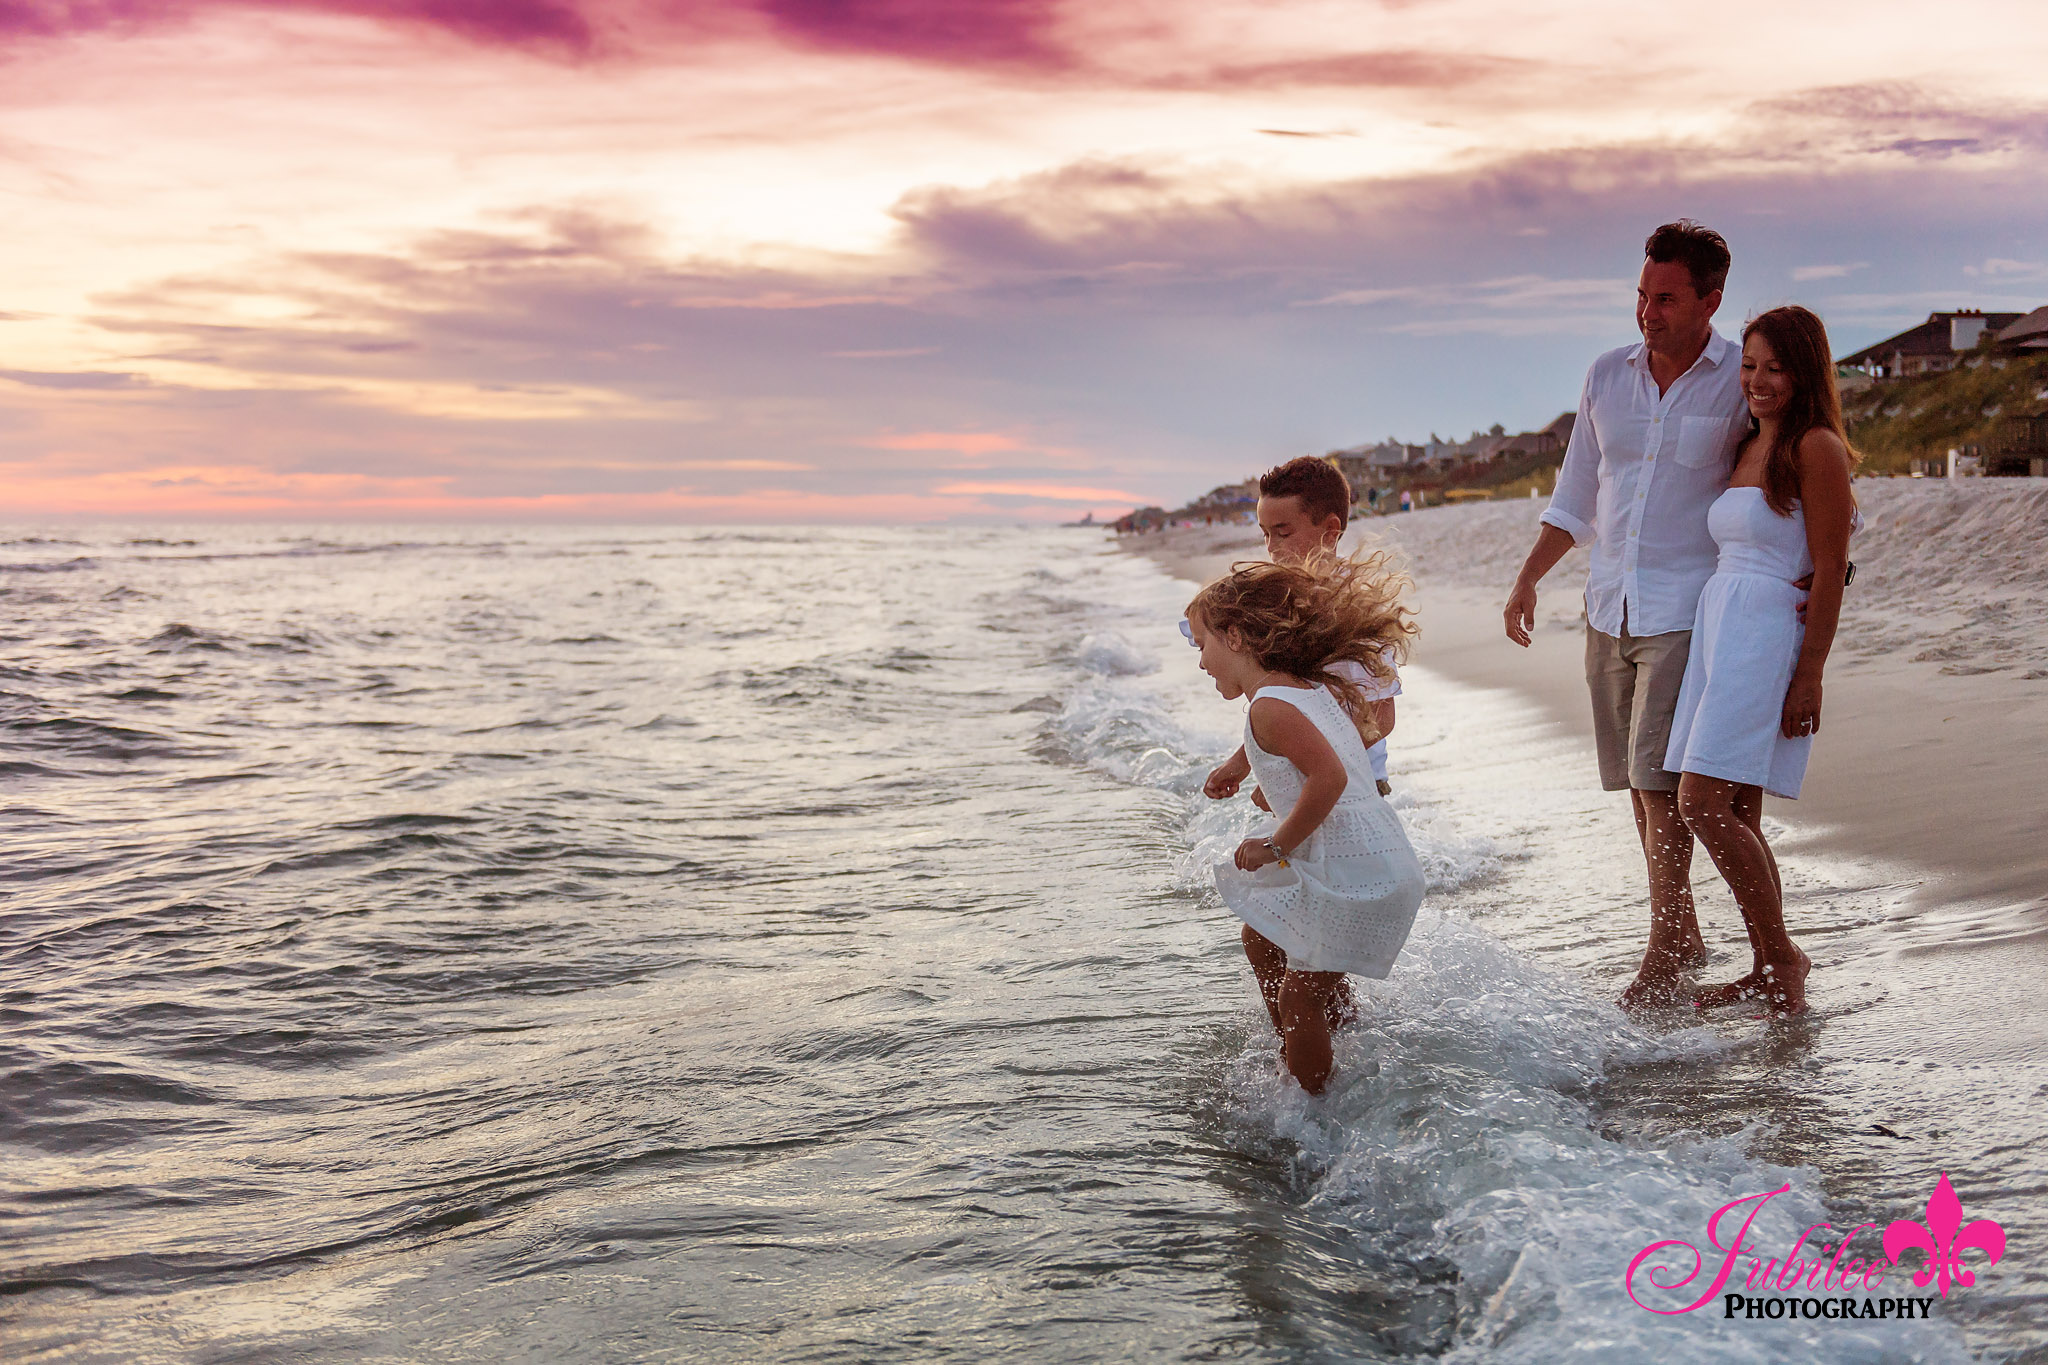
[1277,969,1346,1094]
[1678,774,1810,1014]
[1324,976,1359,1031]
[1242,925,1287,1033]
[1245,926,1356,1034]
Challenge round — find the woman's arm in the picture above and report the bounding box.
[1783,430,1856,739]
[1371,698,1396,743]
[1235,698,1347,868]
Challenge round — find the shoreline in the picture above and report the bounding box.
[1113,481,2048,922]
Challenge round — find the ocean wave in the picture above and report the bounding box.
[1075,631,1161,677]
[0,556,97,574]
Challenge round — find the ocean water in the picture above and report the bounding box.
[2,525,2041,1363]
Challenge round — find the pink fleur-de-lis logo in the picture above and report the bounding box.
[1884,1172,2006,1297]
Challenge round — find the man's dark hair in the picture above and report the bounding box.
[1258,456,1352,528]
[1644,220,1731,299]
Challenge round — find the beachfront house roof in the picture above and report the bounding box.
[1542,411,1576,446]
[1365,439,1415,468]
[1994,305,2048,353]
[1837,310,2025,379]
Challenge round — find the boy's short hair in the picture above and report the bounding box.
[1644,219,1730,299]
[1258,456,1352,528]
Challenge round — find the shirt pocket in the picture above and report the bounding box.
[1675,415,1737,470]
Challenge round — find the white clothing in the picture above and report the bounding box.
[1541,333,1749,636]
[1330,654,1400,784]
[1213,684,1424,977]
[1663,488,1818,798]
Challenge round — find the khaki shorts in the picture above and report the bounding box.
[1586,626,1692,793]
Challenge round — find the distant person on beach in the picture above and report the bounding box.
[1187,554,1425,1094]
[1503,220,1751,1009]
[1661,306,1857,1015]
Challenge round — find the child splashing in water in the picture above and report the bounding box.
[1187,552,1426,1095]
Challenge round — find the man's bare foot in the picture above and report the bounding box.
[1618,937,1709,1011]
[1619,971,1695,1011]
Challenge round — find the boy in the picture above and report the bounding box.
[1200,456,1399,803]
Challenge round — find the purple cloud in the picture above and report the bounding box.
[1195,49,1535,90]
[0,0,1071,65]
[754,0,1061,66]
[0,367,148,388]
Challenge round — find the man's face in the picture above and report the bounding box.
[1636,259,1720,359]
[1258,495,1344,563]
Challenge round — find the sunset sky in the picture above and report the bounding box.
[5,0,2047,521]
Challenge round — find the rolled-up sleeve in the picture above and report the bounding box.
[1541,373,1600,547]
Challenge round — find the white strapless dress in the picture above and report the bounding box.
[1213,684,1424,977]
[1664,486,1839,799]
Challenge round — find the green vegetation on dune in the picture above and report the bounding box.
[1842,352,2048,474]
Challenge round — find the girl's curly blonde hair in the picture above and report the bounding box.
[1187,547,1416,745]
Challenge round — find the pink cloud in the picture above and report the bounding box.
[862,431,1028,455]
[0,0,1071,67]
[933,480,1148,502]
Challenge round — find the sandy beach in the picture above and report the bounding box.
[1125,477,2048,924]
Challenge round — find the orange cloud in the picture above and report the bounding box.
[0,460,1136,523]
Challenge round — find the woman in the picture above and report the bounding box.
[1662,305,1857,1015]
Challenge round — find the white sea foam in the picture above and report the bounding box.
[1074,630,1160,677]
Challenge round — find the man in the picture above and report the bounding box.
[1503,221,1748,1009]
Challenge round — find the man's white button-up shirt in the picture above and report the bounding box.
[1540,330,1748,638]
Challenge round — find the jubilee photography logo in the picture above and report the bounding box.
[1627,1173,2008,1323]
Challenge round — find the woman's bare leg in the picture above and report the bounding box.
[1691,783,1783,1004]
[1678,774,1810,1013]
[1277,970,1345,1094]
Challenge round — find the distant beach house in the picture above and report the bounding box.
[1326,440,1425,498]
[1837,310,2025,381]
[1993,305,2048,356]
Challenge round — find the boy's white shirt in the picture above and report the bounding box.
[1328,652,1399,784]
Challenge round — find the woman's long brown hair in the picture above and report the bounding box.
[1186,547,1415,745]
[1743,305,1859,515]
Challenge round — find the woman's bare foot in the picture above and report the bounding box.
[1757,949,1812,1016]
[1695,949,1812,1013]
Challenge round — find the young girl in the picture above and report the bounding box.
[1186,552,1426,1095]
